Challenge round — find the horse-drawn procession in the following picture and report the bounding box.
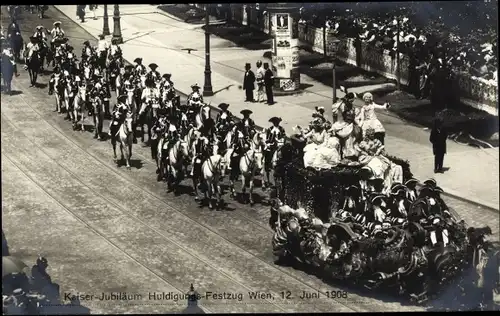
[1,15,496,308]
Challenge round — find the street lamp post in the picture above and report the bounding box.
[396,16,401,90]
[327,31,340,102]
[203,4,214,97]
[112,4,123,44]
[102,4,110,36]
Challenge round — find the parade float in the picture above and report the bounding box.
[270,96,493,303]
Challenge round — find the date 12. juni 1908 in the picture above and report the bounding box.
[280,290,348,300]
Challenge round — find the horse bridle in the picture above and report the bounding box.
[171,140,187,164]
[206,155,222,175]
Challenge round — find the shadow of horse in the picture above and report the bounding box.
[116,158,143,170]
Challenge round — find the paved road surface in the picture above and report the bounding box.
[1,7,497,314]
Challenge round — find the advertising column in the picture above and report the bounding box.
[272,12,300,92]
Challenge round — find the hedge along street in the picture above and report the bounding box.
[54,5,499,211]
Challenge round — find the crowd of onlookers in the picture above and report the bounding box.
[3,256,61,315]
[297,3,498,86]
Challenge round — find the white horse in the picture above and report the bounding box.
[182,124,197,175]
[111,114,134,169]
[200,154,227,209]
[229,132,266,205]
[52,75,65,113]
[73,84,88,132]
[125,88,138,143]
[166,139,190,194]
[195,104,211,129]
[222,130,235,173]
[64,79,78,123]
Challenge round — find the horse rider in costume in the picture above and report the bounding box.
[133,57,146,75]
[187,83,204,110]
[265,116,286,154]
[49,21,65,50]
[108,95,129,136]
[140,78,161,118]
[24,36,40,65]
[151,111,169,160]
[190,122,214,177]
[164,115,180,162]
[33,25,47,45]
[81,40,94,63]
[162,73,174,90]
[96,34,109,70]
[147,63,161,82]
[228,109,255,171]
[109,38,122,61]
[215,103,234,149]
[236,109,256,141]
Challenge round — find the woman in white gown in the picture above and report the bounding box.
[358,92,389,144]
[301,119,327,168]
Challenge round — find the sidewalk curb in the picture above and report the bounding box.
[54,5,499,213]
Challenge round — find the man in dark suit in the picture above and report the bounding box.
[263,62,274,105]
[243,63,255,102]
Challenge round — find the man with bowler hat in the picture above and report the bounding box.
[243,63,255,102]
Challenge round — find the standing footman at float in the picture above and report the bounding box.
[263,116,286,188]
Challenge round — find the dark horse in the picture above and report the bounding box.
[26,51,42,86]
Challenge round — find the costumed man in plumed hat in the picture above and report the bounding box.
[164,114,180,163]
[236,109,255,140]
[147,63,161,82]
[96,34,109,70]
[49,21,65,50]
[163,73,174,89]
[108,94,129,136]
[109,38,122,61]
[187,83,204,110]
[151,109,169,162]
[33,25,47,43]
[263,116,286,188]
[133,57,146,75]
[24,36,40,75]
[190,119,216,178]
[140,78,161,119]
[215,103,234,147]
[404,178,419,202]
[81,40,94,63]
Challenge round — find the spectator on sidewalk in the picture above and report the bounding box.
[77,5,86,23]
[263,62,274,105]
[429,117,448,174]
[255,60,265,102]
[89,5,98,20]
[243,63,255,102]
